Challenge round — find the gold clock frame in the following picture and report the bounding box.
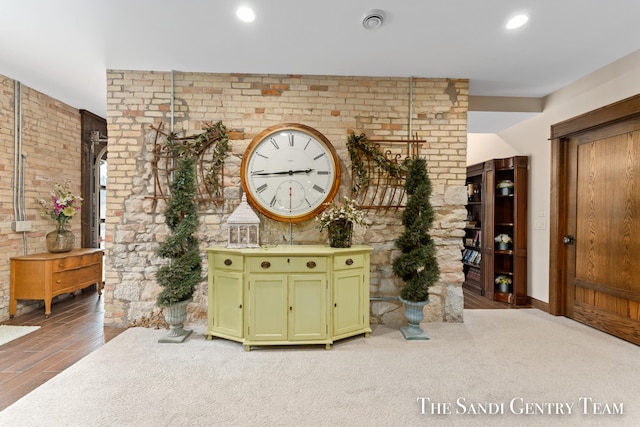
[240,123,341,223]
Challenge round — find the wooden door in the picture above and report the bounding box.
[550,95,640,345]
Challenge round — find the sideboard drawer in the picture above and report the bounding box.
[213,254,244,271]
[248,256,327,273]
[288,256,327,272]
[54,252,101,272]
[333,254,365,271]
[52,265,102,292]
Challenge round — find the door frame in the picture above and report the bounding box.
[79,110,107,248]
[549,94,640,315]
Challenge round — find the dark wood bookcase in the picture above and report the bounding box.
[462,162,485,295]
[463,156,528,305]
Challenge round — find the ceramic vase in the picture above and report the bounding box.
[497,282,510,293]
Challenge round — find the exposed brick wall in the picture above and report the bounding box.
[0,75,82,320]
[105,71,468,327]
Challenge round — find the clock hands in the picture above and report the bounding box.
[252,168,314,176]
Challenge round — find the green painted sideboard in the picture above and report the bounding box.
[206,245,372,351]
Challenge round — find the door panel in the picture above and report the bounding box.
[567,130,640,344]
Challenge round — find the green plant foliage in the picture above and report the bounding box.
[346,133,406,193]
[392,157,440,302]
[156,156,202,306]
[166,121,230,198]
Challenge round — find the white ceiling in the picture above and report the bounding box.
[1,1,639,133]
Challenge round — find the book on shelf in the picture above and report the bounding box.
[462,249,481,266]
[464,230,482,247]
[466,266,481,283]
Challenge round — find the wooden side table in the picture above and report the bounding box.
[10,248,103,318]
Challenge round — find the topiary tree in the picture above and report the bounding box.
[156,156,202,306]
[392,157,440,302]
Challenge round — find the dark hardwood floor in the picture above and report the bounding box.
[0,284,520,411]
[463,287,530,309]
[0,288,126,411]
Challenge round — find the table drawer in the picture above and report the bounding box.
[248,256,327,273]
[333,253,365,271]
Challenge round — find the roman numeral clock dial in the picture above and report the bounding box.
[240,123,341,223]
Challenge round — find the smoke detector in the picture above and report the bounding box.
[362,9,385,30]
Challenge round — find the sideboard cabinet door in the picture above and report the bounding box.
[333,269,365,337]
[210,270,244,339]
[288,274,327,341]
[248,274,288,341]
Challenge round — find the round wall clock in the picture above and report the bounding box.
[240,123,341,223]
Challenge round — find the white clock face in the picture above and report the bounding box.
[241,124,340,222]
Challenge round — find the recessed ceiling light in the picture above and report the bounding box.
[506,14,529,30]
[237,6,255,23]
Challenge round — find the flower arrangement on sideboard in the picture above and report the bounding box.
[35,181,82,229]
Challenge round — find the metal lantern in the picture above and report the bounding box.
[227,194,260,248]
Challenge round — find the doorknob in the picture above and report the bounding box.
[563,235,575,245]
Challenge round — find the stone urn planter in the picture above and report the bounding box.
[399,297,430,340]
[158,298,193,343]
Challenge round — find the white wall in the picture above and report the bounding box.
[467,49,640,303]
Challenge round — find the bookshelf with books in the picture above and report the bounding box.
[463,156,528,305]
[462,162,484,295]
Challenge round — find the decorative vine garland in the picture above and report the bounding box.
[346,132,406,193]
[165,121,230,198]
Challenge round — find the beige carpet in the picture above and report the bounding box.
[0,325,40,347]
[0,309,637,426]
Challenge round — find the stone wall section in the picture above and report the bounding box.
[0,75,82,320]
[104,71,468,327]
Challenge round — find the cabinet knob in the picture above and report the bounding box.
[306,261,316,269]
[58,262,64,268]
[239,304,242,309]
[345,258,354,266]
[261,261,271,269]
[224,258,232,266]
